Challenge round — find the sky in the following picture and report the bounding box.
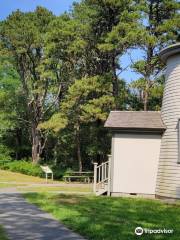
[0,0,142,82]
[0,0,80,20]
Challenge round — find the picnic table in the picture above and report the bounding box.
[63,171,93,183]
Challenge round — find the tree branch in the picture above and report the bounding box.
[43,83,63,115]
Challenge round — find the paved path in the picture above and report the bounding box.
[0,193,85,240]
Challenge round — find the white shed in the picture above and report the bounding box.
[104,111,165,198]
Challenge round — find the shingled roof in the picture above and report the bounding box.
[105,111,166,132]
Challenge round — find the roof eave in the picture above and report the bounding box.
[104,126,166,134]
[159,43,180,62]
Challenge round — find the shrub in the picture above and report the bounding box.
[0,160,68,180]
[0,160,43,177]
[0,144,12,162]
[51,167,66,180]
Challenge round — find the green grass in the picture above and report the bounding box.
[18,185,92,193]
[0,225,8,240]
[0,170,56,183]
[0,170,92,193]
[24,193,180,240]
[0,183,27,188]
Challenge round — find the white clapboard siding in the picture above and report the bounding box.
[157,177,180,183]
[156,52,180,199]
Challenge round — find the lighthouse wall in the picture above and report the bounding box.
[156,53,180,199]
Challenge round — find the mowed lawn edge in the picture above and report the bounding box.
[24,193,180,240]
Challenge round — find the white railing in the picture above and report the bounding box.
[93,155,111,195]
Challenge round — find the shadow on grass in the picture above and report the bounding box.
[25,193,180,240]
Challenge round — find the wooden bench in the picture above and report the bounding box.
[63,171,93,183]
[40,165,53,183]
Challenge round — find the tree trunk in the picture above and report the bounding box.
[143,78,151,111]
[15,128,21,160]
[144,89,148,111]
[112,58,119,97]
[31,123,42,164]
[112,56,119,109]
[76,123,82,172]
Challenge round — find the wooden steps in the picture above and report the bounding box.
[95,182,108,196]
[93,156,111,196]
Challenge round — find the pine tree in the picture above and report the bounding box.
[131,0,180,110]
[73,0,141,108]
[0,7,56,163]
[40,75,114,171]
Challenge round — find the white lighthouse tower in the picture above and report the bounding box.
[156,43,180,199]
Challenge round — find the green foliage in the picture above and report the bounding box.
[0,7,57,163]
[130,0,179,110]
[0,144,12,161]
[0,57,20,132]
[72,0,142,108]
[0,1,179,170]
[39,113,68,132]
[0,159,68,180]
[0,160,43,177]
[0,56,30,160]
[40,75,114,130]
[51,167,67,180]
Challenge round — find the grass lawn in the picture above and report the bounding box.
[0,170,92,193]
[18,185,92,193]
[24,193,180,240]
[0,183,21,188]
[0,225,8,240]
[0,170,53,183]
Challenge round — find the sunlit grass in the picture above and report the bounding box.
[18,185,92,193]
[0,170,92,193]
[0,183,27,188]
[25,193,180,240]
[0,170,56,183]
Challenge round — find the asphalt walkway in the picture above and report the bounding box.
[0,193,85,240]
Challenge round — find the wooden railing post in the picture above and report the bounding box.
[102,163,104,181]
[93,162,98,193]
[46,173,48,183]
[107,155,112,196]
